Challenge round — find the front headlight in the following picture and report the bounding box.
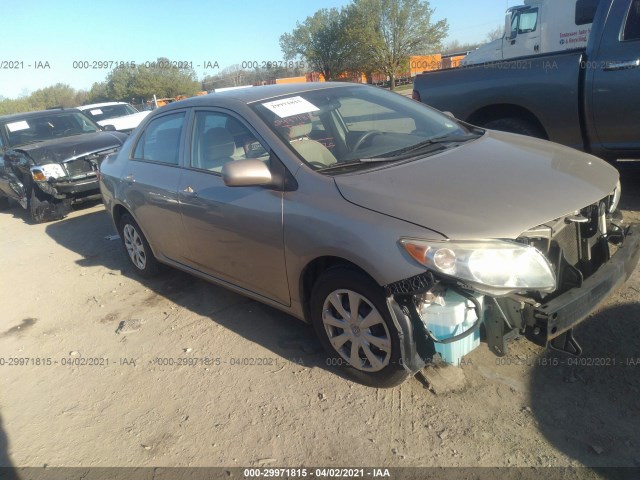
[400,238,556,296]
[31,164,66,181]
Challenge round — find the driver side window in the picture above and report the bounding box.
[190,111,269,173]
[511,9,538,37]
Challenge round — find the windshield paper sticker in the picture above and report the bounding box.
[261,96,319,118]
[89,109,103,115]
[7,120,30,132]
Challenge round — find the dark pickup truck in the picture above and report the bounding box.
[412,0,640,162]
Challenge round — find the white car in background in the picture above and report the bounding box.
[77,102,150,133]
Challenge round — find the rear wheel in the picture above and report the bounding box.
[310,267,409,388]
[118,213,159,277]
[483,117,546,138]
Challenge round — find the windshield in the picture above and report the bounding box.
[82,104,138,122]
[1,111,101,147]
[251,85,475,173]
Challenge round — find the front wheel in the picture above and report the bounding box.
[310,268,409,388]
[118,213,159,277]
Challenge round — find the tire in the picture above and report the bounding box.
[483,117,546,139]
[118,213,159,277]
[310,267,410,388]
[0,196,10,211]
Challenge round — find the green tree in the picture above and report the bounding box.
[0,97,31,115]
[0,83,90,114]
[343,2,383,83]
[87,81,110,103]
[97,57,200,103]
[27,83,79,109]
[280,8,353,80]
[352,0,448,90]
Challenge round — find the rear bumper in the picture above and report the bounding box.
[532,224,640,342]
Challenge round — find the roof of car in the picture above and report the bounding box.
[0,108,82,123]
[169,82,362,109]
[77,102,127,110]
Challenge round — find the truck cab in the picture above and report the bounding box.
[462,0,600,65]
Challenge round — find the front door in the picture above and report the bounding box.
[504,7,541,59]
[178,109,290,305]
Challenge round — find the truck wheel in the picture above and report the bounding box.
[118,213,159,277]
[483,117,546,139]
[0,196,10,211]
[310,267,409,388]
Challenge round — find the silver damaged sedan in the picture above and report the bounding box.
[100,82,640,387]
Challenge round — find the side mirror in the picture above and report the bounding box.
[222,159,272,187]
[103,124,116,132]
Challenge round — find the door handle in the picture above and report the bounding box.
[183,186,198,197]
[124,174,135,184]
[604,59,640,71]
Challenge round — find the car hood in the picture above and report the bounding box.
[333,131,619,240]
[14,131,127,165]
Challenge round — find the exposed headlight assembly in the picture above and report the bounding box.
[400,238,556,296]
[31,164,66,181]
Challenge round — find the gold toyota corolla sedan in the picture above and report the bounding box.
[99,82,639,387]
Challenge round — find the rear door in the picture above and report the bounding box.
[588,0,640,155]
[121,110,187,260]
[178,109,290,305]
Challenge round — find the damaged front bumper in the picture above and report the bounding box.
[52,176,100,197]
[525,224,640,352]
[384,224,640,373]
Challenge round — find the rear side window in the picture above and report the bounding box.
[624,0,640,40]
[575,0,600,26]
[133,112,185,165]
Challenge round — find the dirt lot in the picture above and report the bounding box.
[1,166,639,476]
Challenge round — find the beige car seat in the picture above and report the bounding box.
[285,123,337,167]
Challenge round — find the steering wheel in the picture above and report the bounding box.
[352,130,381,152]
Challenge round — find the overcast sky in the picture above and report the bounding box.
[0,0,520,99]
